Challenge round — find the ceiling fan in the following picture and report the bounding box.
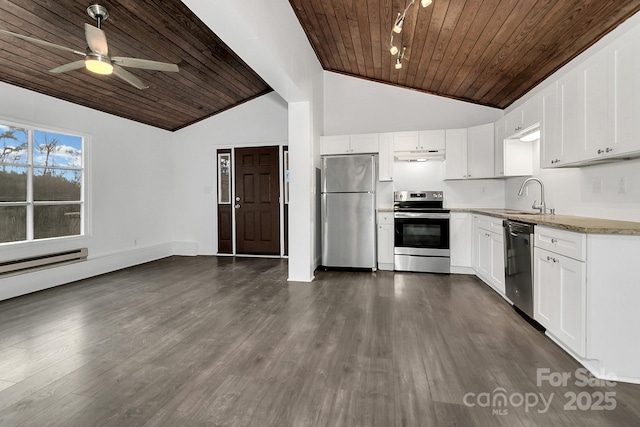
[0,4,179,89]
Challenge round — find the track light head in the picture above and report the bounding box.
[390,45,399,55]
[395,58,402,70]
[421,0,433,7]
[393,13,404,33]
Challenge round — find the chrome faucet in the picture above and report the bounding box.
[517,177,552,214]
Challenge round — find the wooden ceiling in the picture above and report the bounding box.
[0,1,272,131]
[289,0,640,109]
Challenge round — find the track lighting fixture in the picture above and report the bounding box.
[395,47,407,70]
[393,12,404,34]
[389,0,433,70]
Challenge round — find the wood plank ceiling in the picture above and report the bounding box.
[289,0,640,109]
[0,0,272,131]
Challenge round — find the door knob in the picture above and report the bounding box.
[234,204,241,209]
[236,196,241,201]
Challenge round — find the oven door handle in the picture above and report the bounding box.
[394,212,450,219]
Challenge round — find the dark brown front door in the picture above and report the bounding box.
[235,146,280,255]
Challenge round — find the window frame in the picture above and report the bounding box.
[0,118,90,248]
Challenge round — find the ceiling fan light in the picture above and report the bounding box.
[390,45,399,55]
[395,58,403,70]
[421,0,433,7]
[85,54,113,75]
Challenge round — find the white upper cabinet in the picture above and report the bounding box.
[466,123,495,179]
[393,130,445,151]
[444,128,468,180]
[540,82,563,168]
[321,134,379,155]
[320,135,351,155]
[613,26,640,156]
[584,51,613,159]
[504,95,540,139]
[393,131,420,151]
[418,130,446,150]
[445,124,494,180]
[541,25,640,168]
[349,133,380,154]
[494,117,507,177]
[559,67,586,165]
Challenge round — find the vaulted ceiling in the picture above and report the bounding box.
[0,1,272,131]
[0,1,639,131]
[289,0,640,108]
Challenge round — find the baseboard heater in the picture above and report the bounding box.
[0,248,88,276]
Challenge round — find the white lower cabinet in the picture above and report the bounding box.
[377,212,394,271]
[534,227,587,357]
[450,213,472,272]
[473,215,505,295]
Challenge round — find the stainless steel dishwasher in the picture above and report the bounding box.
[503,220,535,318]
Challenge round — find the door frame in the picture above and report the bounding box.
[215,142,288,258]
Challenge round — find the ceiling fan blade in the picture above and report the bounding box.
[112,57,179,72]
[0,29,85,56]
[50,60,86,74]
[84,23,108,56]
[112,65,148,89]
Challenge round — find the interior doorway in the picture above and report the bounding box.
[234,146,281,255]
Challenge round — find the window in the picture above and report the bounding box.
[0,123,84,244]
[217,152,231,204]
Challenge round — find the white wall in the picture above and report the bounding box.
[0,83,175,301]
[323,72,503,135]
[172,92,288,254]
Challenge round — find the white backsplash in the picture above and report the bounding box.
[378,160,506,209]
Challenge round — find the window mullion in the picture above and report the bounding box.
[26,130,34,241]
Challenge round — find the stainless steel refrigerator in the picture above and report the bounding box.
[321,154,376,270]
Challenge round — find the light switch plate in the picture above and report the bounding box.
[619,177,627,194]
[592,179,603,194]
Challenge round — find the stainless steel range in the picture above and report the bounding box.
[394,190,450,273]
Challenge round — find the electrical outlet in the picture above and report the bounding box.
[619,177,627,194]
[592,179,603,194]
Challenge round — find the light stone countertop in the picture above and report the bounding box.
[454,208,640,235]
[377,207,394,213]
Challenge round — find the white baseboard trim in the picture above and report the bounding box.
[450,266,475,275]
[172,241,198,256]
[0,243,174,302]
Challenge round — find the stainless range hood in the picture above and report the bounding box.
[394,149,445,162]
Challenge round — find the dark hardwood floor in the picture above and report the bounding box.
[0,256,639,426]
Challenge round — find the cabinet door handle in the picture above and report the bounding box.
[598,149,603,154]
[550,238,557,243]
[546,255,558,263]
[606,147,613,153]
